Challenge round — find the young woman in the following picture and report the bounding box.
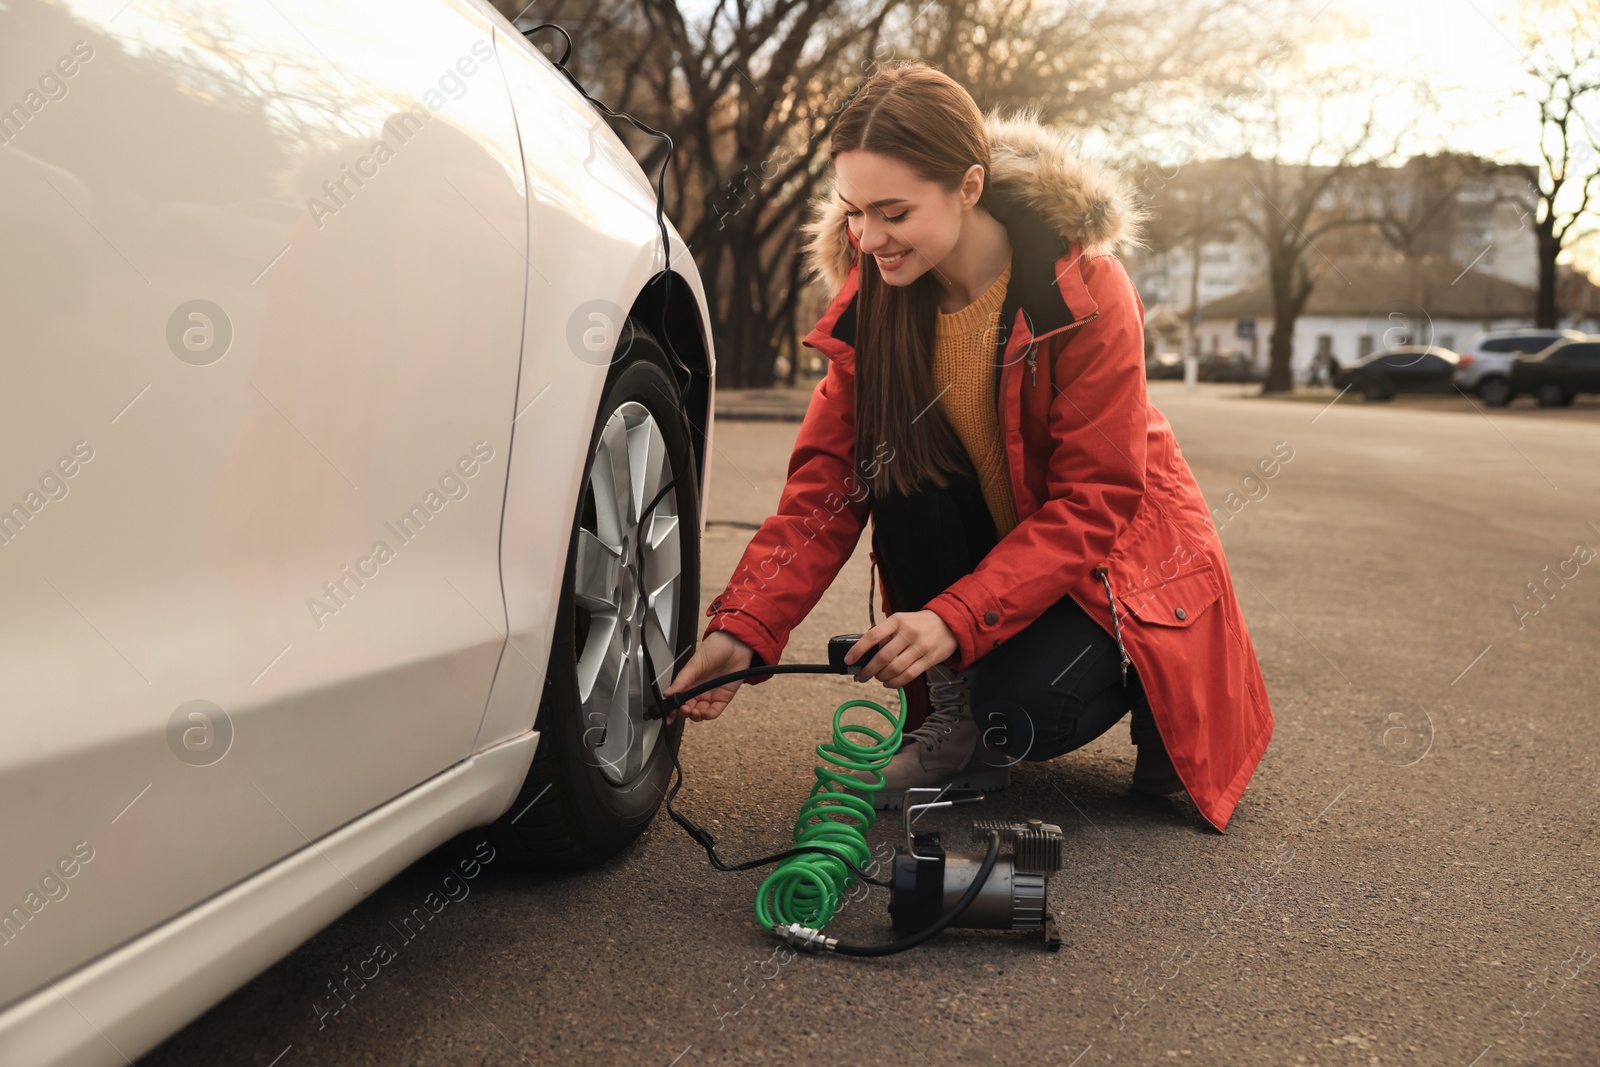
[663,63,1273,833]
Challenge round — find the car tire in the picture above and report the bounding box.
[1477,376,1513,407]
[487,321,699,870]
[1362,378,1393,402]
[1536,383,1575,408]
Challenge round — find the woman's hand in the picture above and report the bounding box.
[662,631,755,724]
[844,610,959,689]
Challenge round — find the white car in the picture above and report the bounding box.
[1454,328,1585,405]
[0,2,714,1063]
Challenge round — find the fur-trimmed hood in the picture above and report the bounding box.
[799,105,1148,294]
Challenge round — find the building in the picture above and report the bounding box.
[1189,256,1600,384]
[1126,153,1567,374]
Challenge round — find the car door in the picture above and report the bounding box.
[1564,343,1600,393]
[1538,347,1577,392]
[1416,353,1454,392]
[0,0,527,1009]
[1378,352,1417,389]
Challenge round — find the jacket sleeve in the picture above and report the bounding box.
[701,346,872,683]
[922,253,1150,668]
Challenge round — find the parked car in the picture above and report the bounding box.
[0,3,714,1063]
[1507,337,1600,406]
[1196,351,1264,382]
[1336,345,1461,400]
[1145,351,1185,380]
[1455,328,1586,405]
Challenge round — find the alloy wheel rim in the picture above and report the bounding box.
[573,401,682,786]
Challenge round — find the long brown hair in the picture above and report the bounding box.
[831,63,995,497]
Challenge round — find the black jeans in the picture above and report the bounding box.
[869,462,1150,763]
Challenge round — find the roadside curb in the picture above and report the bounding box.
[713,409,807,422]
[711,386,817,423]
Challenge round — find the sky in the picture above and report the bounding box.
[1304,0,1545,164]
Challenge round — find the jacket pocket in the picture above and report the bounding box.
[1119,565,1223,628]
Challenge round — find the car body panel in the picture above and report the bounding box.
[471,27,716,751]
[1337,346,1459,395]
[0,730,538,1067]
[3,0,573,1020]
[1195,351,1263,382]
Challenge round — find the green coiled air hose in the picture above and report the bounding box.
[653,667,1007,956]
[753,690,905,931]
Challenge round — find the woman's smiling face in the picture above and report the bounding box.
[834,149,981,287]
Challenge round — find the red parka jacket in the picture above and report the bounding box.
[702,112,1273,832]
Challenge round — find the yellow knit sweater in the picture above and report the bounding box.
[934,261,1019,538]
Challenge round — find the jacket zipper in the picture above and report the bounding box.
[998,331,1013,503]
[992,307,1094,524]
[988,307,1126,682]
[1025,310,1099,391]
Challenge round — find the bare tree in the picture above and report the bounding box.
[1220,63,1418,393]
[1509,1,1600,328]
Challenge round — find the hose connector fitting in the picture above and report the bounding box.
[776,924,839,952]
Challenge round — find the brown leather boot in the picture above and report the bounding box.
[850,662,1008,810]
[1128,701,1184,796]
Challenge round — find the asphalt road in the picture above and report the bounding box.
[143,382,1598,1066]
